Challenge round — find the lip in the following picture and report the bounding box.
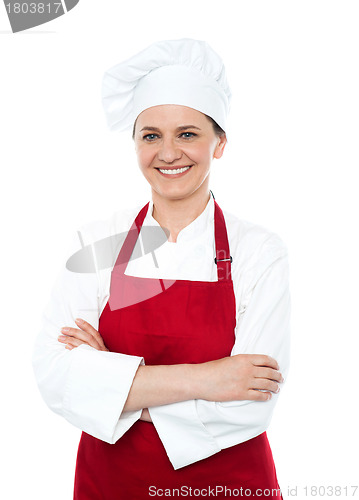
[155,165,192,170]
[155,165,193,179]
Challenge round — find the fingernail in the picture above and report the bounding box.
[75,318,83,324]
[61,327,69,332]
[275,387,281,393]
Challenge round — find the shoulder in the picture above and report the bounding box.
[222,206,289,279]
[75,202,146,245]
[223,207,288,255]
[63,202,147,272]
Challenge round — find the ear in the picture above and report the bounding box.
[213,134,227,159]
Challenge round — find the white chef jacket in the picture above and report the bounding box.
[31,193,291,470]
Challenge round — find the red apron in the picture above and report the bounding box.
[73,198,283,499]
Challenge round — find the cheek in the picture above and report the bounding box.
[136,146,154,170]
[185,143,213,166]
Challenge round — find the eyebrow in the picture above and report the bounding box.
[139,125,201,132]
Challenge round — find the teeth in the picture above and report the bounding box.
[158,166,191,175]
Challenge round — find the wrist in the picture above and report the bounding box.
[184,362,209,401]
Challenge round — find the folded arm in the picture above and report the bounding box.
[31,230,144,444]
[38,227,290,469]
[146,249,291,469]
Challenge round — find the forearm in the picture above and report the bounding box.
[122,363,202,412]
[122,352,282,413]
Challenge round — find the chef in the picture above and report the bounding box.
[32,38,290,499]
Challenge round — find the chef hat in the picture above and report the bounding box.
[101,38,232,134]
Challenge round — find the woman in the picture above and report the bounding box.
[32,39,290,499]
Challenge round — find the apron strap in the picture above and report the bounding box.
[113,196,232,282]
[112,202,150,273]
[213,199,232,281]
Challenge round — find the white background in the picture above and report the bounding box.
[1,1,358,498]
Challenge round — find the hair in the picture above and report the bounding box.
[131,113,226,140]
[206,115,226,138]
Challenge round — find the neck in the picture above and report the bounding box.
[151,186,211,243]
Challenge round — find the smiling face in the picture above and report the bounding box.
[133,104,227,204]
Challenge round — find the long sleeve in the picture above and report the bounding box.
[148,237,291,469]
[31,228,145,443]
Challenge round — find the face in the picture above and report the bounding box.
[133,104,227,203]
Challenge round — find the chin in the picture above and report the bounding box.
[153,184,191,199]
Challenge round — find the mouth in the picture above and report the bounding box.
[155,165,193,178]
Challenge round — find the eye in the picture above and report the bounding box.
[143,133,159,141]
[180,132,197,139]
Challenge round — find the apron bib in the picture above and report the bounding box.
[73,199,282,499]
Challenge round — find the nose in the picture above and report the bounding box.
[157,138,182,164]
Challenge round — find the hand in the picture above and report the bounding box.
[139,408,153,423]
[201,354,284,402]
[57,318,109,351]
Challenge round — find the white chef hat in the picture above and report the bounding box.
[101,38,232,134]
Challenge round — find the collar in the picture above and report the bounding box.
[144,192,215,244]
